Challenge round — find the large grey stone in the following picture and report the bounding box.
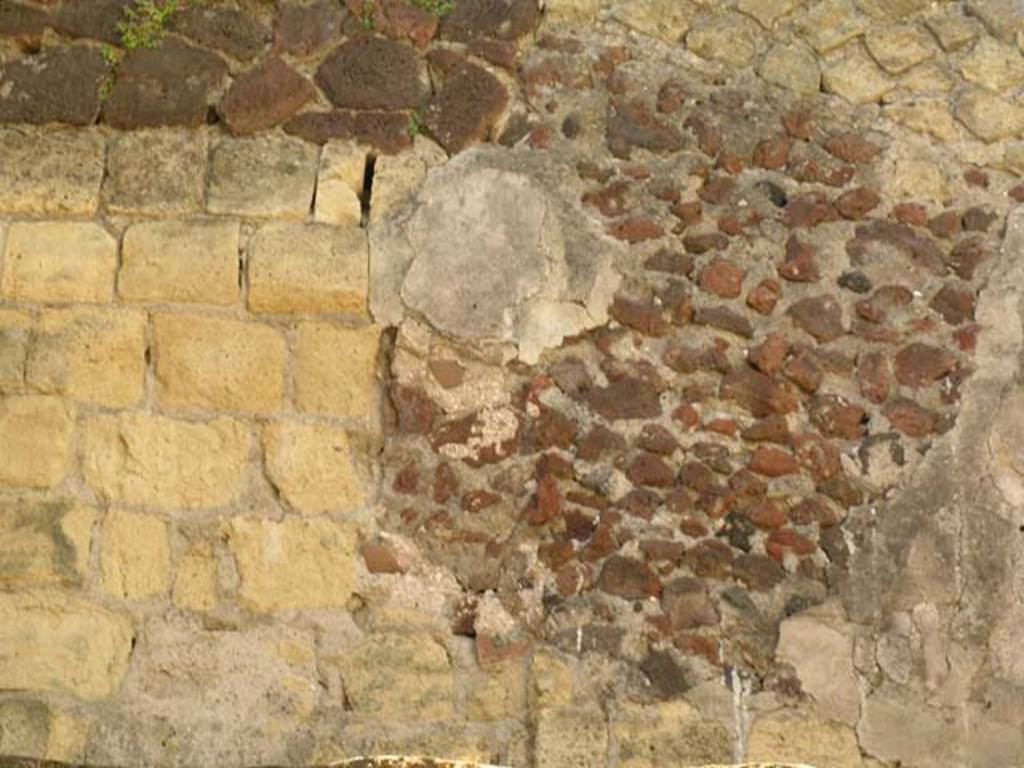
[370,147,622,363]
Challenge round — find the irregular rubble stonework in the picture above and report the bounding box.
[2,0,1024,767]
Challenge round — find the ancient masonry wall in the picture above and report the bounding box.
[2,0,1024,766]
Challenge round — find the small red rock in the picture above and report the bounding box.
[671,200,703,228]
[608,216,663,243]
[744,498,788,529]
[782,352,823,393]
[750,445,798,477]
[747,278,782,315]
[699,257,745,298]
[891,202,929,226]
[894,342,957,388]
[611,295,670,336]
[809,394,867,439]
[930,283,976,325]
[362,540,404,574]
[597,555,662,599]
[928,210,962,239]
[823,132,881,164]
[698,174,736,205]
[857,351,891,404]
[778,235,820,283]
[741,414,791,444]
[626,452,676,487]
[747,332,790,375]
[683,231,729,254]
[787,295,845,342]
[836,187,881,220]
[884,398,937,436]
[753,137,790,170]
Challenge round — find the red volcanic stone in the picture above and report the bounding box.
[885,398,938,436]
[767,528,816,559]
[433,463,458,504]
[787,296,844,342]
[672,200,703,228]
[720,368,799,417]
[955,324,980,353]
[783,109,815,140]
[583,180,631,217]
[348,0,438,47]
[611,296,669,336]
[928,210,963,239]
[597,555,662,599]
[645,248,694,275]
[664,342,729,374]
[393,461,419,493]
[847,220,946,275]
[793,432,841,481]
[792,159,855,188]
[390,385,436,433]
[744,498,787,529]
[673,403,700,429]
[687,539,734,578]
[577,424,628,460]
[423,59,508,153]
[0,45,110,126]
[741,415,792,444]
[753,137,790,170]
[699,258,745,298]
[663,577,718,629]
[440,0,538,41]
[539,540,574,569]
[585,377,662,420]
[639,424,678,454]
[857,351,891,404]
[103,40,228,129]
[656,79,687,113]
[606,100,684,158]
[706,418,739,436]
[316,36,427,109]
[946,237,990,280]
[362,540,404,573]
[172,4,271,60]
[683,232,728,254]
[641,539,686,564]
[930,283,976,325]
[284,110,412,152]
[684,112,722,156]
[276,0,343,56]
[608,216,663,243]
[818,472,863,508]
[891,202,929,226]
[747,279,782,315]
[698,175,736,205]
[836,187,881,220]
[536,475,562,517]
[784,194,839,228]
[779,235,820,283]
[809,395,867,439]
[790,496,840,527]
[779,348,821,389]
[729,468,768,497]
[747,332,790,376]
[733,553,785,591]
[219,56,315,135]
[823,132,881,164]
[750,445,798,477]
[964,167,989,187]
[627,452,676,487]
[894,343,957,388]
[462,489,501,513]
[693,306,754,338]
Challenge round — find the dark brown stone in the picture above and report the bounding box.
[585,377,662,420]
[608,217,663,243]
[822,132,881,164]
[894,343,957,388]
[440,0,539,41]
[423,59,508,153]
[349,0,438,47]
[778,235,820,283]
[469,37,519,69]
[389,384,437,434]
[733,553,785,591]
[644,249,694,276]
[597,555,662,599]
[747,333,789,376]
[720,369,799,417]
[577,424,627,460]
[219,56,315,134]
[684,112,721,156]
[809,395,867,439]
[749,445,798,477]
[928,210,963,239]
[102,39,228,129]
[316,35,427,110]
[687,539,734,578]
[682,232,729,254]
[930,283,976,325]
[698,175,736,205]
[626,452,676,488]
[946,237,990,280]
[884,398,937,437]
[857,351,891,404]
[0,2,48,38]
[693,306,754,338]
[275,0,344,56]
[963,207,998,233]
[583,180,632,217]
[672,200,703,228]
[741,415,791,444]
[284,110,413,153]
[433,463,458,504]
[51,0,130,44]
[784,194,840,228]
[787,296,844,342]
[743,498,787,529]
[847,220,946,275]
[173,5,272,61]
[611,296,669,336]
[606,100,684,159]
[639,424,678,455]
[836,187,881,220]
[782,352,823,393]
[0,45,108,126]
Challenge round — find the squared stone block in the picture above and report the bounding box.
[103,130,207,215]
[0,499,94,587]
[293,322,380,419]
[2,222,117,304]
[0,309,32,394]
[153,313,287,414]
[247,222,368,315]
[100,510,171,600]
[206,135,318,218]
[120,220,241,305]
[0,396,73,489]
[26,308,147,408]
[0,129,105,215]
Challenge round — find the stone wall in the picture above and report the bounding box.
[1,0,1024,766]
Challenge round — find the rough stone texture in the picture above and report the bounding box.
[0,499,93,587]
[293,322,380,419]
[219,57,316,135]
[535,708,608,768]
[0,592,132,700]
[247,222,368,315]
[227,516,358,612]
[171,5,272,61]
[423,60,509,154]
[0,130,104,215]
[262,420,365,515]
[315,141,367,227]
[100,510,171,600]
[103,131,207,215]
[207,135,320,218]
[81,413,251,509]
[1,222,116,304]
[372,147,622,363]
[747,713,862,768]
[0,46,108,126]
[0,396,73,489]
[119,220,241,305]
[316,36,429,110]
[153,314,287,414]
